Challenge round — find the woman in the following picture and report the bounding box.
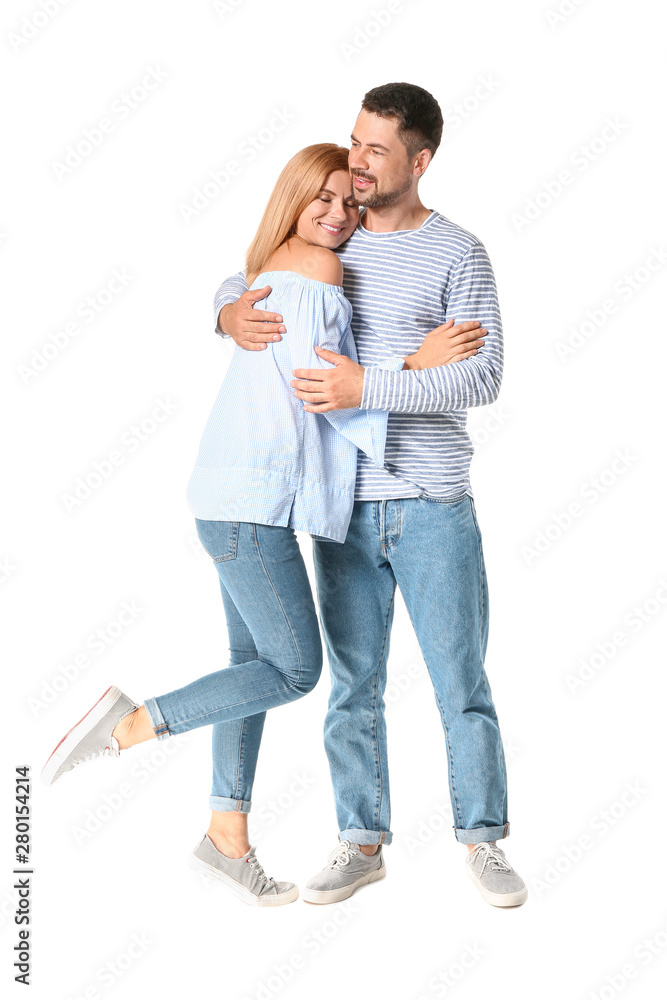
[41,144,485,907]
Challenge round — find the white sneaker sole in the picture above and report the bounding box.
[41,685,123,786]
[466,866,528,907]
[301,864,386,904]
[188,853,299,907]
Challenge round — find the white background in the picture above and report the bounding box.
[2,1,666,998]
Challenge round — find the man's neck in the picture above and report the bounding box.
[360,199,432,234]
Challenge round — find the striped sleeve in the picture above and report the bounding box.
[359,244,504,413]
[213,269,248,337]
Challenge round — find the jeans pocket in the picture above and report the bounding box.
[195,518,239,562]
[419,491,470,505]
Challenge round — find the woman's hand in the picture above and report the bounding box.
[403,319,486,370]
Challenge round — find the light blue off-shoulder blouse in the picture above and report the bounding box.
[186,270,404,543]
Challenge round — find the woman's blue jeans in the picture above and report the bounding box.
[143,518,322,812]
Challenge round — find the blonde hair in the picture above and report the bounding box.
[245,143,351,286]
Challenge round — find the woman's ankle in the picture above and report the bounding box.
[207,811,250,858]
[207,827,250,858]
[112,710,136,749]
[113,705,157,749]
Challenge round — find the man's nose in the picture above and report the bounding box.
[349,149,368,171]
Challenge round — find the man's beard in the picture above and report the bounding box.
[353,173,413,208]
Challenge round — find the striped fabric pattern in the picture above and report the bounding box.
[187,270,399,543]
[213,209,504,501]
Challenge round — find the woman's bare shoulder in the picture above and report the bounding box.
[265,242,343,287]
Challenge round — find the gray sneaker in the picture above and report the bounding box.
[465,841,527,907]
[41,685,140,786]
[189,835,298,907]
[301,839,386,904]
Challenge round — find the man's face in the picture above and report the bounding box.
[348,109,416,209]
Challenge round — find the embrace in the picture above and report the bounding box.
[42,82,527,909]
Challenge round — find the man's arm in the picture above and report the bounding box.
[214,270,248,337]
[359,243,503,413]
[214,271,287,347]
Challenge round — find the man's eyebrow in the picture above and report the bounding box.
[350,133,391,152]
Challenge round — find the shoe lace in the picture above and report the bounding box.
[325,840,358,869]
[77,738,121,764]
[246,850,275,887]
[468,842,514,876]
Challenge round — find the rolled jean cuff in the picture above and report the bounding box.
[209,795,252,813]
[339,828,392,847]
[143,697,171,742]
[454,822,509,844]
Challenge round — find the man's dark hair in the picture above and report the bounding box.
[361,82,443,160]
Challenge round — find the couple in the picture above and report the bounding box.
[42,82,527,909]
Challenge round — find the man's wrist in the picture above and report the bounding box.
[217,304,231,335]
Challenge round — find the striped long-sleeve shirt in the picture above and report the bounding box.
[214,208,504,501]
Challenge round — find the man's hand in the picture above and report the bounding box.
[403,319,486,370]
[291,346,365,411]
[219,286,286,351]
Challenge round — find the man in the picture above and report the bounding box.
[214,82,526,908]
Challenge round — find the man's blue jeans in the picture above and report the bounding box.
[312,494,509,846]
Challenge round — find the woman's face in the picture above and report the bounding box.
[294,169,359,248]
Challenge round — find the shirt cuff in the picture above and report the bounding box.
[360,356,405,409]
[214,298,237,338]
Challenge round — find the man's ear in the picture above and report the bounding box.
[413,148,432,177]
